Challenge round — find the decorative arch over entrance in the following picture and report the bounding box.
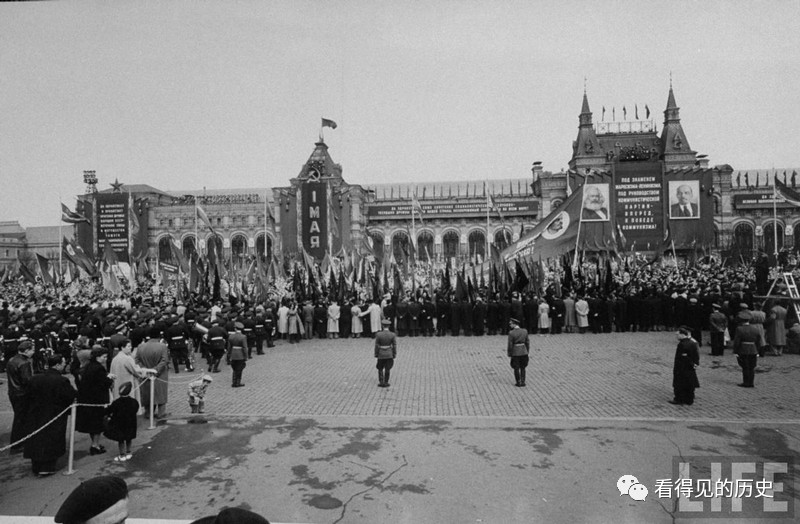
[732,223,754,259]
[158,236,172,262]
[442,230,460,260]
[255,234,273,262]
[763,222,784,256]
[231,234,248,264]
[392,230,410,263]
[468,230,486,260]
[417,231,434,262]
[182,236,196,259]
[494,229,512,252]
[369,231,385,261]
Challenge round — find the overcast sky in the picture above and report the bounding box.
[2,1,798,227]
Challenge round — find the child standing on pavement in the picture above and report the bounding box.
[188,374,213,413]
[104,381,139,462]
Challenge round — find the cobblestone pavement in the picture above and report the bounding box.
[152,331,800,422]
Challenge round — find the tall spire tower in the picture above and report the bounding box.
[569,89,605,174]
[659,83,697,167]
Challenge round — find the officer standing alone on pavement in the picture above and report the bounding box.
[374,319,397,387]
[227,322,249,388]
[507,317,534,387]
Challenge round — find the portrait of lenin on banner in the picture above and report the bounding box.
[581,183,610,221]
[669,180,700,219]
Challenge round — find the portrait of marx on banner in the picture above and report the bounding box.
[581,183,610,222]
[669,180,700,219]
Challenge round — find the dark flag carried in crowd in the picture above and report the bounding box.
[63,237,96,276]
[18,254,37,284]
[775,178,800,207]
[36,254,55,285]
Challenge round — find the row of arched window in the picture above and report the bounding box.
[157,234,274,263]
[367,229,514,262]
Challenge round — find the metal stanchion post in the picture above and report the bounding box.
[148,375,156,430]
[64,403,77,475]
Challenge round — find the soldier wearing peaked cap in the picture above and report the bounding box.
[507,317,536,387]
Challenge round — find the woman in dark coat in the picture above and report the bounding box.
[23,355,76,476]
[76,346,114,455]
[670,326,700,405]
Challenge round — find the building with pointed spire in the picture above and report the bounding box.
[52,83,800,275]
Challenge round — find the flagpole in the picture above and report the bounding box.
[485,182,490,262]
[58,197,63,284]
[264,190,269,261]
[572,186,584,268]
[411,188,416,263]
[773,183,779,265]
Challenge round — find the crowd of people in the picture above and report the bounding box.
[2,254,798,478]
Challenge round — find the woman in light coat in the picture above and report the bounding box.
[351,301,364,338]
[327,300,340,339]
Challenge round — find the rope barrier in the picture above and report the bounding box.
[3,372,209,457]
[0,401,109,454]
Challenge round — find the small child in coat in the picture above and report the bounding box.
[104,381,140,462]
[188,374,213,413]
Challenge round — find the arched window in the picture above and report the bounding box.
[468,230,486,261]
[182,236,196,259]
[158,237,172,262]
[392,231,410,262]
[442,231,460,259]
[494,229,511,252]
[231,234,248,263]
[255,234,273,261]
[417,231,434,262]
[763,223,784,256]
[369,232,384,261]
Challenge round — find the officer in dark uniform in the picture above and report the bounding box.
[206,319,228,373]
[263,307,276,348]
[242,313,256,358]
[733,309,764,388]
[254,312,267,354]
[407,298,421,337]
[449,298,461,336]
[436,295,450,337]
[165,316,193,373]
[421,295,434,336]
[374,319,397,387]
[395,298,409,337]
[383,296,397,333]
[499,295,512,335]
[507,317,534,387]
[227,322,249,388]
